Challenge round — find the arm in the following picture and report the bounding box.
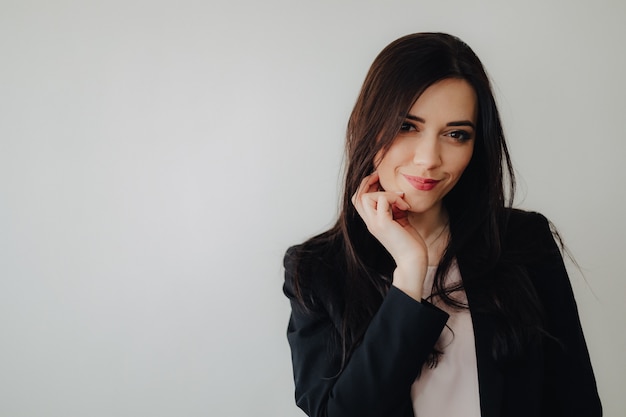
[284,248,449,417]
[527,214,602,416]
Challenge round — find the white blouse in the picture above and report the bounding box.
[411,261,481,417]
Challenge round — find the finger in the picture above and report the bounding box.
[391,203,408,221]
[390,192,410,210]
[353,187,377,218]
[363,171,380,194]
[355,191,410,222]
[357,172,380,196]
[352,172,379,207]
[376,195,392,220]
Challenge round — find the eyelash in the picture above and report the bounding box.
[400,122,417,131]
[399,122,473,142]
[447,130,473,142]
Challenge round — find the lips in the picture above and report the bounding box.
[402,174,441,191]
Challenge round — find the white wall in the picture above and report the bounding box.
[1,0,624,415]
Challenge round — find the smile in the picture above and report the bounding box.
[402,174,441,191]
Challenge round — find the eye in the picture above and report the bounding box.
[447,130,473,142]
[399,121,417,132]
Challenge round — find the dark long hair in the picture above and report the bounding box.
[291,33,544,369]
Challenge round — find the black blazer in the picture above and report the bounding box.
[283,210,602,417]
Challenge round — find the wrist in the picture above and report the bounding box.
[392,263,426,301]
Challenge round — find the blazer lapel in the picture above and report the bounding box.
[458,258,504,417]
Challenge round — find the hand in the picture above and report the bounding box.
[351,172,428,300]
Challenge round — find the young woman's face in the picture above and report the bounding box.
[374,78,477,219]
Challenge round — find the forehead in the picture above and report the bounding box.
[408,78,478,122]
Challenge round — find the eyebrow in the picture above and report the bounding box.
[406,114,476,129]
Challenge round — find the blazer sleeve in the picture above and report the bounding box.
[283,247,449,417]
[528,213,602,416]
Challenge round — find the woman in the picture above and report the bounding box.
[283,33,601,417]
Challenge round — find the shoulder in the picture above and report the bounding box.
[504,208,550,235]
[502,208,560,257]
[500,209,569,297]
[283,232,346,312]
[284,232,346,283]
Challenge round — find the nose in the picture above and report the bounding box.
[412,134,442,169]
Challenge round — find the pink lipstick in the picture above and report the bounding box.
[402,174,441,191]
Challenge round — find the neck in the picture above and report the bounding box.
[407,205,449,242]
[408,206,450,267]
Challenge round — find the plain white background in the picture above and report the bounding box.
[1,0,624,415]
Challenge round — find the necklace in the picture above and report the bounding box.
[426,222,449,249]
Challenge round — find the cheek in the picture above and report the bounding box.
[373,149,389,173]
[376,161,393,190]
[373,149,384,168]
[374,159,399,192]
[452,147,474,177]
